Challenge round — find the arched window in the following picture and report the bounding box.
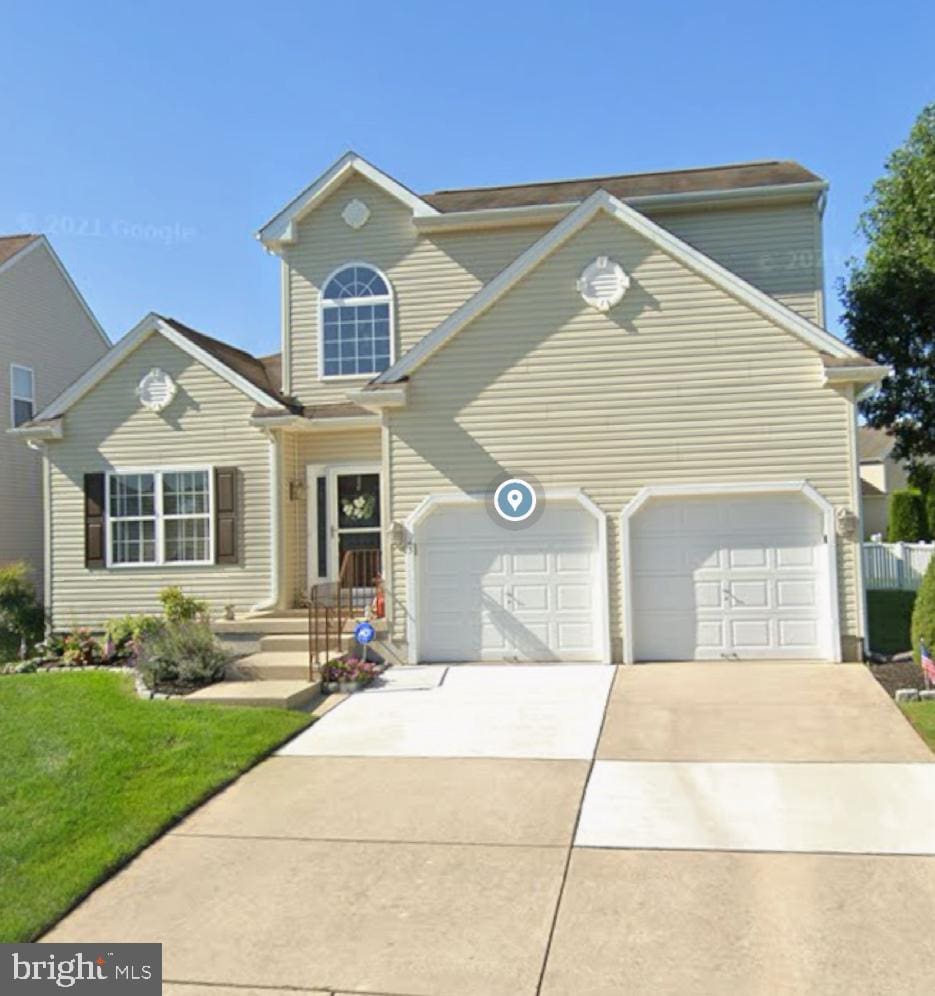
[319,263,393,378]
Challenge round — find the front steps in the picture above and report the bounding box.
[204,610,388,709]
[186,679,320,710]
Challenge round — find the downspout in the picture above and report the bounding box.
[28,439,52,629]
[251,428,282,614]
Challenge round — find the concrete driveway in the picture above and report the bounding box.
[46,663,935,995]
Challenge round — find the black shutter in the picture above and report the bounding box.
[215,467,239,564]
[316,475,328,578]
[85,473,106,568]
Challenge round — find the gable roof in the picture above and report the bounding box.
[257,151,439,246]
[0,233,40,268]
[30,313,289,425]
[371,189,862,386]
[423,160,823,213]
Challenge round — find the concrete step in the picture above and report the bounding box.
[261,634,318,654]
[227,651,311,682]
[214,616,311,635]
[186,679,320,710]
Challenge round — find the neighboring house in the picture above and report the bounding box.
[858,427,911,540]
[0,235,109,590]
[15,153,888,662]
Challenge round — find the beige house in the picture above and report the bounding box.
[16,153,888,662]
[858,427,911,540]
[1,235,109,590]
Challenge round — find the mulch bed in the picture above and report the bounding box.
[868,660,927,698]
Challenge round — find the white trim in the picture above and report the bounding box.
[822,364,891,386]
[280,258,292,396]
[257,152,438,246]
[403,488,611,665]
[251,431,282,613]
[344,384,408,411]
[249,413,381,431]
[846,386,868,654]
[317,261,396,381]
[619,480,842,664]
[33,313,284,424]
[104,466,215,569]
[42,445,52,622]
[373,189,859,387]
[10,363,35,428]
[411,181,829,234]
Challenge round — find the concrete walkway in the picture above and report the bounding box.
[46,662,935,995]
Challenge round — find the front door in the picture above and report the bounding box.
[330,468,381,585]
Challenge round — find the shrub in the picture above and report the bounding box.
[0,561,45,661]
[888,489,929,542]
[866,589,916,655]
[911,558,935,666]
[136,620,230,691]
[103,614,163,659]
[925,488,935,541]
[159,586,208,625]
[60,628,103,667]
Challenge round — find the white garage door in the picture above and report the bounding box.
[417,503,603,662]
[631,493,832,661]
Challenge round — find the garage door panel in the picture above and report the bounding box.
[729,580,769,608]
[776,579,817,607]
[631,493,830,661]
[418,503,602,662]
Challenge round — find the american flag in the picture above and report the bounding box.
[922,641,935,688]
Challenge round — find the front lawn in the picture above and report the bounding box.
[866,589,916,655]
[902,701,935,753]
[0,671,311,942]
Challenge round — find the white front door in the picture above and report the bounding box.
[630,493,831,661]
[417,503,603,662]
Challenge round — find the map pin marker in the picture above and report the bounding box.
[507,489,523,512]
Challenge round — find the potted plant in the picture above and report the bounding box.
[320,655,379,693]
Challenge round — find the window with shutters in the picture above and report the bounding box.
[107,468,213,566]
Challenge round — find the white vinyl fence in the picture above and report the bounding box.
[863,541,935,590]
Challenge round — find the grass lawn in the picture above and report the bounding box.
[902,701,935,754]
[866,589,917,655]
[0,671,311,942]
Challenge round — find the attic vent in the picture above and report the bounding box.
[137,368,177,412]
[577,256,630,311]
[342,198,371,230]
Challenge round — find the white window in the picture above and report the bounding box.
[107,469,213,567]
[10,365,35,427]
[319,263,393,378]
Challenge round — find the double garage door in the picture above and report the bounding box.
[414,491,833,663]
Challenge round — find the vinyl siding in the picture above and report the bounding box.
[384,211,861,661]
[281,427,382,607]
[283,175,548,403]
[47,334,271,628]
[649,202,824,324]
[0,243,108,586]
[283,176,824,409]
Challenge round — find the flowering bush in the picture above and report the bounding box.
[320,655,379,686]
[103,614,163,664]
[60,629,103,667]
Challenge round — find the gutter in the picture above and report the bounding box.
[250,429,282,614]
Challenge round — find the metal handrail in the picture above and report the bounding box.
[307,548,382,682]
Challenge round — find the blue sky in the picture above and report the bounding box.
[1,0,932,356]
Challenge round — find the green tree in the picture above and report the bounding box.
[911,558,935,665]
[841,103,935,472]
